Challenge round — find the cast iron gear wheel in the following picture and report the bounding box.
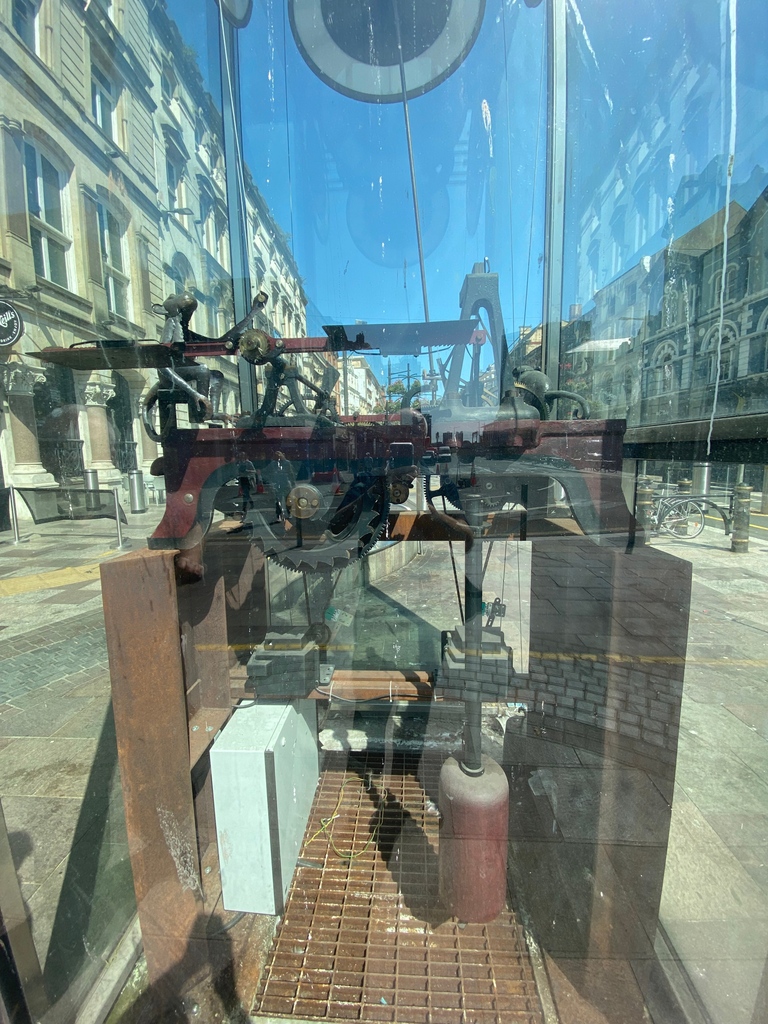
[422,465,512,513]
[245,461,390,573]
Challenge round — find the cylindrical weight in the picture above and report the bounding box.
[438,755,509,923]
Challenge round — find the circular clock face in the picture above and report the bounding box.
[288,0,486,103]
[217,0,253,29]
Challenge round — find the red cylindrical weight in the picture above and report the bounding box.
[438,755,509,922]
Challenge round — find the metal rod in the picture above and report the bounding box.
[392,0,431,330]
[113,487,127,549]
[448,538,465,625]
[462,494,484,775]
[219,11,256,414]
[342,349,349,415]
[9,486,20,545]
[463,699,483,775]
[542,0,567,391]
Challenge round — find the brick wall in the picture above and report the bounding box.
[436,537,691,777]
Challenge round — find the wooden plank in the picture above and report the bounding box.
[309,669,433,702]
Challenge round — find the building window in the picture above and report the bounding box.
[24,144,71,289]
[166,153,186,214]
[716,347,736,382]
[651,342,678,396]
[725,265,740,302]
[161,64,177,105]
[91,63,117,141]
[12,0,39,51]
[97,204,129,318]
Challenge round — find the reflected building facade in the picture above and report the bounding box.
[0,0,307,495]
[561,187,768,435]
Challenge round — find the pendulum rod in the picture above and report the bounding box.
[392,0,438,390]
[392,0,429,323]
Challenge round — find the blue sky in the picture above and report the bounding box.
[168,0,768,381]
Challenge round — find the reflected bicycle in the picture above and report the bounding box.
[649,494,706,539]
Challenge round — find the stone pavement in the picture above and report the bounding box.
[0,506,767,1023]
[0,504,166,1016]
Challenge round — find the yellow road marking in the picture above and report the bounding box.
[0,562,104,597]
[199,642,768,668]
[705,514,768,532]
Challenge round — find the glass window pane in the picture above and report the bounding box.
[101,94,114,139]
[17,3,768,1024]
[111,277,127,318]
[41,154,63,231]
[24,143,39,217]
[12,0,36,50]
[47,236,68,288]
[30,225,44,277]
[107,211,123,272]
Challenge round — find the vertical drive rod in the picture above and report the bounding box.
[9,486,20,545]
[113,487,127,549]
[463,493,484,775]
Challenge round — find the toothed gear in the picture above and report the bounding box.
[244,459,390,573]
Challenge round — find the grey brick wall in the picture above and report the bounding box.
[435,537,692,778]
[247,630,320,698]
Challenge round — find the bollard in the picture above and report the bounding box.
[84,468,100,512]
[761,466,768,515]
[677,478,692,495]
[692,462,711,495]
[128,470,147,514]
[731,484,752,554]
[635,477,655,530]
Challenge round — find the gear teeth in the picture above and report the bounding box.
[255,462,389,574]
[359,497,390,558]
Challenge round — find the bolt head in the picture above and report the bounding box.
[183,493,194,504]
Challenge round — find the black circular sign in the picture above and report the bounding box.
[289,0,486,103]
[0,301,23,348]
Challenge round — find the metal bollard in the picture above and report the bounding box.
[731,484,752,554]
[692,462,711,495]
[84,468,100,511]
[677,478,692,495]
[635,478,655,530]
[128,470,147,514]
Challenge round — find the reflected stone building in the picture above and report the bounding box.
[0,0,307,498]
[561,187,768,436]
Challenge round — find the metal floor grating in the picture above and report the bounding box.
[253,752,545,1024]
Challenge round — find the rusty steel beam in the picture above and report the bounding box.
[101,549,207,994]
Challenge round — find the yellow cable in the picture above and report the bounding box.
[306,777,385,862]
